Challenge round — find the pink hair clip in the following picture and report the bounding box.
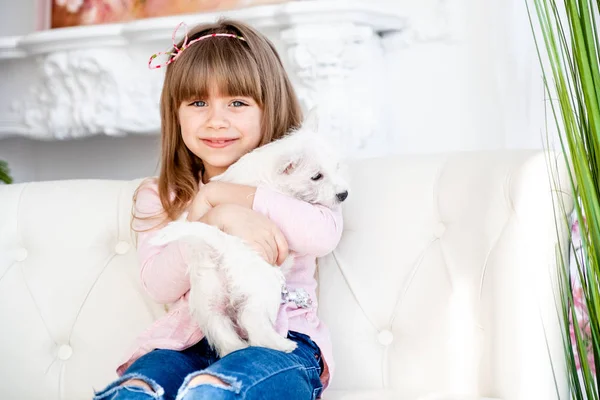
[148,22,246,69]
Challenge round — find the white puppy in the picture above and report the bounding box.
[150,116,349,357]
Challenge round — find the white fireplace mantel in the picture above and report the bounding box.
[0,0,449,157]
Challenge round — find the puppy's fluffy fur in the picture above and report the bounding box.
[150,118,349,357]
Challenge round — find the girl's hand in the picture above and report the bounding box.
[187,186,214,221]
[187,182,256,221]
[204,204,289,266]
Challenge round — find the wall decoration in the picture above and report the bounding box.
[51,0,290,29]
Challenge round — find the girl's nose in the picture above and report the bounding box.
[206,108,230,130]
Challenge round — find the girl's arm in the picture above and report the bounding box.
[135,230,192,304]
[252,186,344,257]
[133,183,191,304]
[196,182,344,257]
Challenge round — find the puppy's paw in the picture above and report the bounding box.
[278,255,296,276]
[251,335,297,353]
[274,338,298,353]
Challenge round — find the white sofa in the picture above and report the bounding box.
[0,151,571,400]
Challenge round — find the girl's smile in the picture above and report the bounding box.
[200,138,239,148]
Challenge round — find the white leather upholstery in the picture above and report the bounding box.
[0,151,571,400]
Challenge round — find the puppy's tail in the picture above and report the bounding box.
[149,220,227,249]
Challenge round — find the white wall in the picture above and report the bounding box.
[0,0,38,36]
[383,0,551,154]
[0,0,550,183]
[0,135,161,183]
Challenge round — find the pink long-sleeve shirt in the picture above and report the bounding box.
[117,179,343,391]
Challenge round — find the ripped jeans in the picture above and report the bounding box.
[93,331,324,400]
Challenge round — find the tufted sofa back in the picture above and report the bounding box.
[0,151,571,400]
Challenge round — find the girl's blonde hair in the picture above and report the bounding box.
[132,18,303,231]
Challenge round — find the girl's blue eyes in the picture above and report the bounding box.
[190,100,247,107]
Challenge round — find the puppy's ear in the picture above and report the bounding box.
[304,107,319,132]
[278,153,303,175]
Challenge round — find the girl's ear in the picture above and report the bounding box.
[304,107,319,132]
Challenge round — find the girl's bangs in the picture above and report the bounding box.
[171,38,262,106]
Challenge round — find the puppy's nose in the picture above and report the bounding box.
[336,191,348,202]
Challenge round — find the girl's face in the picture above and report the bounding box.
[178,90,263,182]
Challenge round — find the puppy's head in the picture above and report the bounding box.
[273,113,349,208]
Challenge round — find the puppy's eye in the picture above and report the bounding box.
[311,173,323,181]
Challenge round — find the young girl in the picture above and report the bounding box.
[93,19,343,400]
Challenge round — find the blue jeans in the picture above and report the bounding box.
[93,331,324,400]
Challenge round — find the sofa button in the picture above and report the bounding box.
[115,241,130,255]
[57,344,73,361]
[15,248,28,262]
[434,222,446,238]
[377,329,394,346]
